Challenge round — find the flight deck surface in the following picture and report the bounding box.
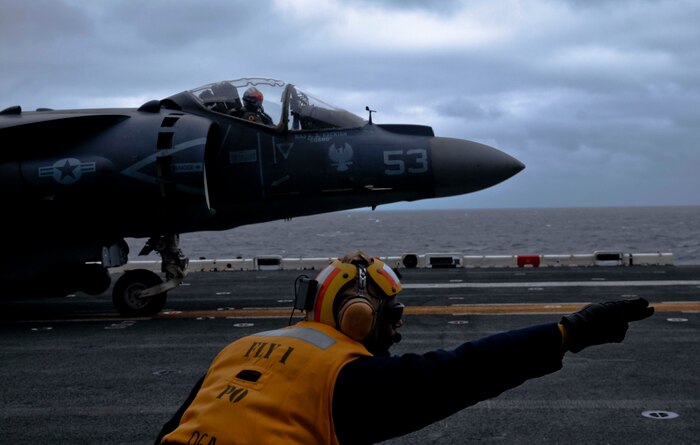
[1,265,698,444]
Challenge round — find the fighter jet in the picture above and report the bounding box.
[0,77,524,316]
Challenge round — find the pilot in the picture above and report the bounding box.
[239,86,274,125]
[154,250,654,445]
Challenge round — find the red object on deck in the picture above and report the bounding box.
[517,255,541,267]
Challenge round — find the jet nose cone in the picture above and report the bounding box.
[430,137,525,197]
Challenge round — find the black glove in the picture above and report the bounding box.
[560,297,654,353]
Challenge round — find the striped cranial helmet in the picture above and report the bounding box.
[242,86,264,108]
[308,251,402,342]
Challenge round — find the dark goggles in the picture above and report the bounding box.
[383,301,405,325]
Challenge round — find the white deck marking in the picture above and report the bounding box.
[404,280,700,289]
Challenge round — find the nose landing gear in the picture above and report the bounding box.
[112,269,166,317]
[111,234,188,317]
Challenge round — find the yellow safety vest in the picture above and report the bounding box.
[161,321,372,445]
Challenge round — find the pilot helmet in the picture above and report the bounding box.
[242,87,264,108]
[308,251,402,342]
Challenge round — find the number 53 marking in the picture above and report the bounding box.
[383,149,428,175]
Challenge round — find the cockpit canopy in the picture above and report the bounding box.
[188,77,367,131]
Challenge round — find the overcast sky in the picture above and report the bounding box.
[2,0,698,210]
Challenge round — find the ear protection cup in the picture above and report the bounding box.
[337,297,376,341]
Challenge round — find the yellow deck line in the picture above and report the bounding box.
[156,302,700,319]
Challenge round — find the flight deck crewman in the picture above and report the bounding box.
[154,250,654,445]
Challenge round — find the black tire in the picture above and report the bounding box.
[112,269,167,317]
[402,254,418,268]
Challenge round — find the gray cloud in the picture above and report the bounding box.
[1,0,698,208]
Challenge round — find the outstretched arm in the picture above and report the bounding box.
[333,297,654,444]
[334,322,564,444]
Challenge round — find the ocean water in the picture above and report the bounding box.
[126,206,700,265]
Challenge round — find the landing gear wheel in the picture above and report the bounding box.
[112,269,167,317]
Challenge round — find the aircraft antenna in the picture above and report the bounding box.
[365,106,376,124]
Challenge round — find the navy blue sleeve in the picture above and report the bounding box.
[333,323,564,445]
[154,375,205,444]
